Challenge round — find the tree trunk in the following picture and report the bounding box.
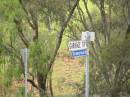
[49,72,54,97]
[37,73,47,97]
[126,11,130,39]
[99,0,110,44]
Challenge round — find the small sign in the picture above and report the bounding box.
[81,31,95,41]
[68,40,87,51]
[20,48,29,64]
[71,49,88,57]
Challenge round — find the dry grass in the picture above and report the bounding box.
[52,51,85,97]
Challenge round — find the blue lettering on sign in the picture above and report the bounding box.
[71,49,88,57]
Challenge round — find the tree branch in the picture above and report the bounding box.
[48,0,80,70]
[77,4,88,30]
[14,17,29,47]
[19,0,39,41]
[19,0,35,29]
[27,79,39,89]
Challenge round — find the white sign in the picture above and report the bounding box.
[21,48,29,64]
[81,31,95,41]
[68,40,87,51]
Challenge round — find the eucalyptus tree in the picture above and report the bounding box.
[0,0,80,97]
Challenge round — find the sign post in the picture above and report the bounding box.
[81,31,95,97]
[85,44,89,97]
[68,31,95,97]
[21,48,29,97]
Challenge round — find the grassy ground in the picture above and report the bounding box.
[0,50,85,97]
[52,50,85,97]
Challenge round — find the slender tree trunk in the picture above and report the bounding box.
[49,72,53,97]
[77,4,88,30]
[99,0,110,44]
[37,1,80,96]
[108,0,112,40]
[126,3,130,38]
[37,73,47,97]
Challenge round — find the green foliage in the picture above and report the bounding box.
[0,0,25,48]
[0,32,5,54]
[91,38,130,96]
[29,33,55,75]
[0,0,25,21]
[101,39,130,66]
[4,63,22,87]
[128,79,130,94]
[18,86,25,97]
[1,53,22,88]
[0,0,129,96]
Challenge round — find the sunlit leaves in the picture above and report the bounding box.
[29,33,55,75]
[0,0,25,22]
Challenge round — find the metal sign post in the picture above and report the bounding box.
[21,48,29,97]
[85,43,89,97]
[82,31,95,97]
[68,31,95,97]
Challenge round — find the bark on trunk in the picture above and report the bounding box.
[99,0,110,44]
[37,73,47,97]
